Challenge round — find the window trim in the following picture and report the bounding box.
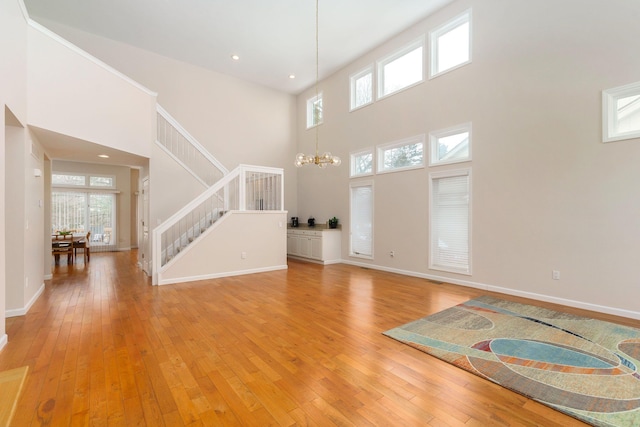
[429,168,472,275]
[350,148,375,178]
[377,37,425,100]
[602,81,640,143]
[306,92,323,129]
[376,134,425,174]
[349,65,374,111]
[429,9,472,79]
[349,179,374,259]
[429,122,472,166]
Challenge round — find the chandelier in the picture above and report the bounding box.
[295,0,341,168]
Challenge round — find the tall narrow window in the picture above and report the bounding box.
[306,93,323,128]
[430,10,471,78]
[350,181,373,258]
[378,39,424,99]
[350,66,373,110]
[430,169,471,274]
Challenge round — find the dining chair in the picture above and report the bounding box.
[52,235,74,265]
[74,231,91,263]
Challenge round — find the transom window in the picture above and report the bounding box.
[377,134,425,173]
[350,148,374,177]
[377,39,424,99]
[306,93,323,128]
[603,81,640,142]
[350,66,373,110]
[430,9,472,78]
[429,123,472,166]
[52,173,116,189]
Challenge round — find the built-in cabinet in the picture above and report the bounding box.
[287,228,341,264]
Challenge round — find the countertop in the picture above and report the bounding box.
[287,223,341,231]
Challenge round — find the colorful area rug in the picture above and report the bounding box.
[384,296,640,427]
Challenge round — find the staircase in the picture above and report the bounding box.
[152,108,285,285]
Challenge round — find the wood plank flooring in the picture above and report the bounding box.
[2,251,637,426]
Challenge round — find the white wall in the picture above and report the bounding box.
[296,0,640,318]
[159,211,287,285]
[26,23,156,159]
[0,0,29,347]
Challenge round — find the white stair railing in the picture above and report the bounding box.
[156,105,228,186]
[152,165,283,284]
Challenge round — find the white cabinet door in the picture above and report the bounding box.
[310,237,322,260]
[287,233,299,255]
[298,237,311,258]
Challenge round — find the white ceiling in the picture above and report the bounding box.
[23,0,453,95]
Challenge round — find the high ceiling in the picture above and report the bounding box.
[23,0,453,95]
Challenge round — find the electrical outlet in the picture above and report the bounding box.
[241,252,247,259]
[390,251,395,257]
[552,270,560,280]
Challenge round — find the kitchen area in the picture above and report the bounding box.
[287,216,341,264]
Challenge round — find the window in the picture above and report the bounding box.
[350,148,374,177]
[350,66,373,110]
[51,191,116,250]
[52,173,85,186]
[350,181,373,258]
[52,173,116,189]
[52,172,118,251]
[378,38,424,99]
[90,175,115,188]
[603,81,640,142]
[430,9,471,78]
[377,134,425,173]
[306,93,323,128]
[429,169,471,274]
[429,123,472,166]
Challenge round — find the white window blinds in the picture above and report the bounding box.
[430,169,470,274]
[350,182,373,257]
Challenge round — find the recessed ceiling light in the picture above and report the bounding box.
[231,54,240,61]
[98,154,109,158]
[288,74,296,79]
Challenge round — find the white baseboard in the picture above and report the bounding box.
[158,264,288,286]
[287,255,341,265]
[44,273,52,280]
[5,282,46,318]
[341,259,640,321]
[0,334,7,352]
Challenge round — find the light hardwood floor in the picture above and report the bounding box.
[2,251,637,426]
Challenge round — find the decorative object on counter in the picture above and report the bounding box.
[328,217,338,228]
[307,217,315,227]
[291,216,299,227]
[294,0,341,169]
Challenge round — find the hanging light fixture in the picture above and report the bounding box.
[295,0,341,168]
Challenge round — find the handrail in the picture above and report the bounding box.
[152,164,284,284]
[156,105,228,186]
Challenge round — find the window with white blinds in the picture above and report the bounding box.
[429,169,471,274]
[52,191,117,252]
[350,181,373,258]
